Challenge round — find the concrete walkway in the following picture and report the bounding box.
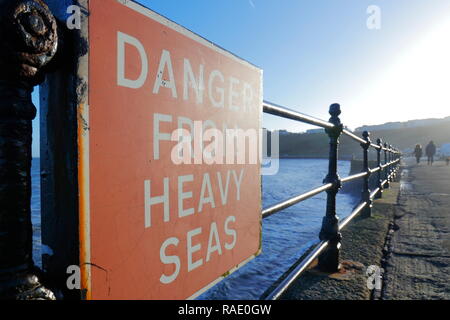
[382,159,450,299]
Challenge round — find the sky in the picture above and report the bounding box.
[31,0,450,157]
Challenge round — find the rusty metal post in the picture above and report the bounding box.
[375,138,383,199]
[318,104,343,272]
[361,131,372,217]
[384,142,390,188]
[0,0,57,300]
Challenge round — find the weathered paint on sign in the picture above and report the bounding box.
[81,0,262,299]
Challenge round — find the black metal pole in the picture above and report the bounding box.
[375,138,383,199]
[318,104,343,273]
[384,142,390,188]
[361,131,372,217]
[395,149,400,179]
[388,145,393,182]
[391,148,396,181]
[0,0,57,300]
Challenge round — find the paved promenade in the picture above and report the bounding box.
[382,159,450,299]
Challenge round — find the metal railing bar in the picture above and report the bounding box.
[338,201,368,231]
[370,167,381,174]
[341,172,368,183]
[382,148,399,153]
[263,102,403,158]
[265,199,369,300]
[382,162,392,169]
[263,101,334,129]
[370,143,382,150]
[259,101,403,301]
[262,183,333,219]
[263,240,329,300]
[261,155,401,220]
[386,159,399,170]
[370,188,381,200]
[342,129,366,144]
[381,159,400,169]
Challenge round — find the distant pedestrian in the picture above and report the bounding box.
[446,157,450,166]
[425,141,437,165]
[414,144,422,164]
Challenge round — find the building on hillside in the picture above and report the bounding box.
[306,128,324,134]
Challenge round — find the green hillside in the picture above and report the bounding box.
[267,118,450,159]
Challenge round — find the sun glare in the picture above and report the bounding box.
[349,16,450,127]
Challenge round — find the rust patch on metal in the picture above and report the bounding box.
[308,259,365,281]
[77,102,91,300]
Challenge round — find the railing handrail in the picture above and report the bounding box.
[262,183,333,219]
[260,101,402,300]
[263,101,401,154]
[263,100,335,129]
[262,158,400,219]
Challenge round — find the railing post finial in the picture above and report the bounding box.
[328,103,341,125]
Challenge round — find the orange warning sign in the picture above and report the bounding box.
[81,0,262,299]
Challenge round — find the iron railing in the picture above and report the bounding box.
[260,101,401,300]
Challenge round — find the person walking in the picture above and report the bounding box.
[425,141,437,165]
[414,144,423,164]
